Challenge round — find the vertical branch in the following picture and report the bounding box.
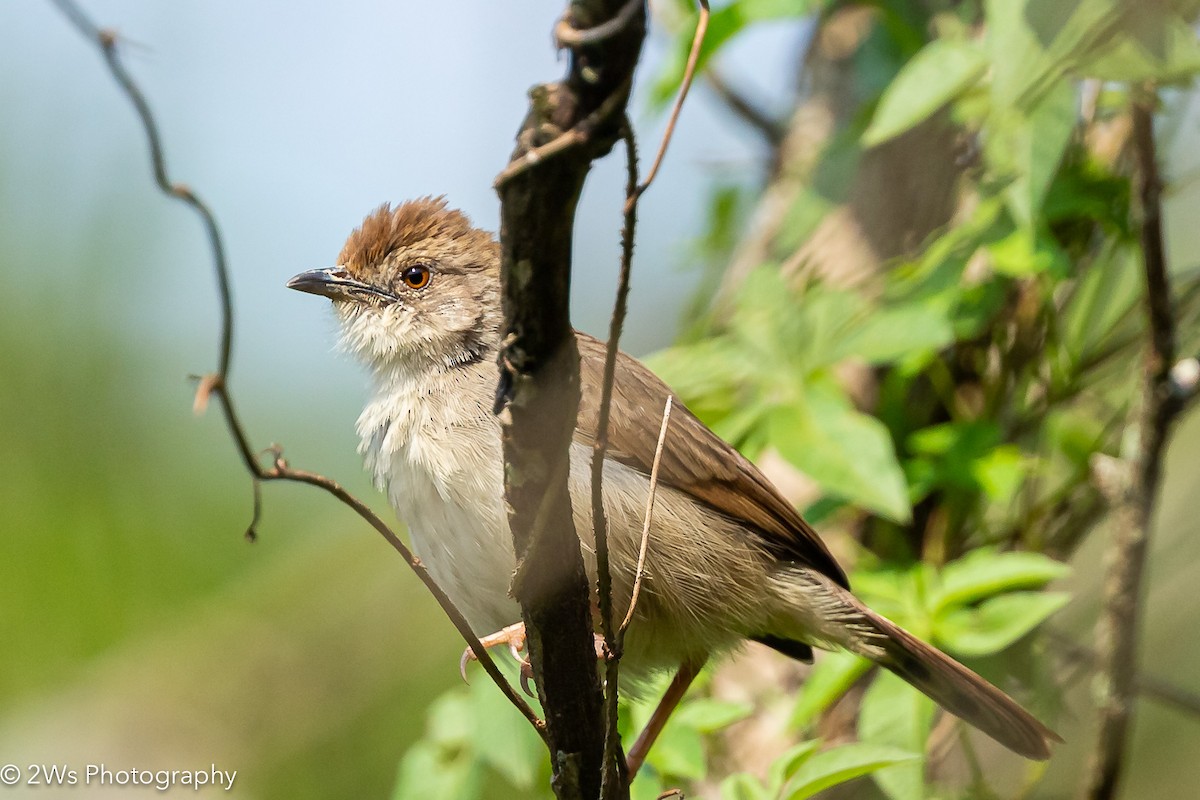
[494,2,646,798]
[1083,85,1184,800]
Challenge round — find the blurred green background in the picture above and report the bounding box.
[3,2,1200,799]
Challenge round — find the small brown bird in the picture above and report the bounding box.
[288,197,1059,761]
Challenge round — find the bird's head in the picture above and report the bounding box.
[288,197,502,372]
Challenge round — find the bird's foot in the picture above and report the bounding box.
[460,622,534,694]
[459,623,610,697]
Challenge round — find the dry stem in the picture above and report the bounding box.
[1083,85,1185,800]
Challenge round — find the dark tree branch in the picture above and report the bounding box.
[49,0,545,742]
[1084,85,1187,800]
[496,0,708,793]
[493,2,647,798]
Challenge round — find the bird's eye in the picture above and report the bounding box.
[400,264,431,290]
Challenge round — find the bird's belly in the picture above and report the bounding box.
[401,475,520,635]
[366,409,520,636]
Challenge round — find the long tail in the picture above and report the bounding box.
[853,602,1061,760]
[776,569,1061,759]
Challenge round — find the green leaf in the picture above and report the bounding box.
[863,39,987,147]
[768,385,912,523]
[936,591,1071,656]
[986,226,1071,277]
[832,303,956,365]
[1045,409,1106,470]
[646,718,707,781]
[908,421,996,456]
[1005,79,1078,227]
[1084,10,1200,82]
[932,549,1069,613]
[971,445,1027,505]
[782,743,920,800]
[849,567,920,625]
[426,692,473,746]
[790,650,872,729]
[721,772,771,800]
[784,289,868,374]
[765,739,823,795]
[988,1,1200,103]
[631,772,667,800]
[469,677,545,789]
[392,740,484,800]
[905,421,1009,499]
[857,672,933,800]
[1061,245,1141,365]
[674,697,754,732]
[648,338,748,407]
[987,0,1128,110]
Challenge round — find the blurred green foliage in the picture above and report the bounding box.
[0,275,462,797]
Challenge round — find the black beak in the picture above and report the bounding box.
[286,267,395,302]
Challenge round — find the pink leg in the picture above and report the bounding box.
[460,621,529,681]
[460,622,608,696]
[626,659,707,778]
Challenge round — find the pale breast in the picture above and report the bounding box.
[358,362,520,635]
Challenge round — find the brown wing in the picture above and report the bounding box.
[574,332,849,589]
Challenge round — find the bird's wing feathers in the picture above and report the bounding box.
[574,332,849,589]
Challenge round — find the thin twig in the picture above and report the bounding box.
[589,5,709,789]
[594,118,640,800]
[626,0,709,212]
[51,0,546,742]
[620,395,673,634]
[494,129,588,188]
[1084,85,1185,800]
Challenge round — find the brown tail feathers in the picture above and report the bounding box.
[857,604,1061,760]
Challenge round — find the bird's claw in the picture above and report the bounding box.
[459,622,533,694]
[458,624,609,698]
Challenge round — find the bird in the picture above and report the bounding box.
[287,196,1059,762]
